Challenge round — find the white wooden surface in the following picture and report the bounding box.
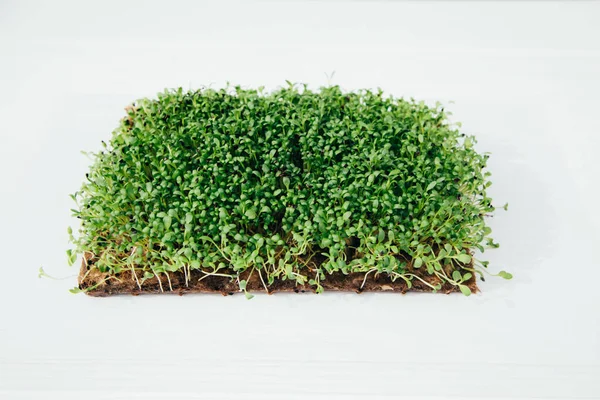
[1,1,599,399]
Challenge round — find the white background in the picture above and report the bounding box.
[1,1,599,399]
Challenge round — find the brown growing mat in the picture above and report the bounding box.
[78,257,478,297]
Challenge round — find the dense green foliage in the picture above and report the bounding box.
[70,85,510,296]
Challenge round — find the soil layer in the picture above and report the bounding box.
[78,258,479,297]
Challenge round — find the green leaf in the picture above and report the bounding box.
[282,176,290,189]
[67,250,77,266]
[239,279,247,290]
[69,287,83,294]
[414,257,423,268]
[125,183,135,200]
[426,262,434,274]
[452,270,462,282]
[459,284,471,296]
[245,209,257,219]
[457,253,471,264]
[343,211,352,221]
[498,270,513,280]
[245,292,254,300]
[388,231,395,241]
[426,181,437,192]
[38,266,51,279]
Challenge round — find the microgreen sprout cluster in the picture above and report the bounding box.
[70,84,510,296]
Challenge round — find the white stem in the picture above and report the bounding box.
[183,264,188,287]
[198,271,234,282]
[131,265,142,290]
[257,268,269,293]
[403,273,437,290]
[155,271,164,292]
[165,271,173,291]
[361,268,378,289]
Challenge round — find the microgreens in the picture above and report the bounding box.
[69,84,510,296]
